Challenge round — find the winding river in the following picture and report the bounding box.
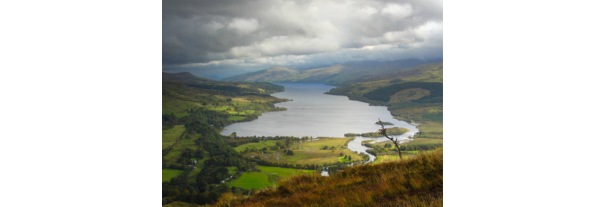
[221,83,418,163]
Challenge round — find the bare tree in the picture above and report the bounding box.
[378,119,403,160]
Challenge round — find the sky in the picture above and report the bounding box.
[163,0,443,79]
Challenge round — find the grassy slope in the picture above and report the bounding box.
[216,149,443,207]
[162,169,185,182]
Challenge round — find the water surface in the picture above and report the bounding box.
[222,83,417,136]
[221,83,418,161]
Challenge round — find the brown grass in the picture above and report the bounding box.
[215,149,443,207]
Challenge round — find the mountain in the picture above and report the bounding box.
[222,59,438,85]
[342,62,443,84]
[327,62,443,97]
[223,67,299,82]
[163,72,216,84]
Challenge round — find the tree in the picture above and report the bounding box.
[378,119,403,160]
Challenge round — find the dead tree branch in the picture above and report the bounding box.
[378,119,403,160]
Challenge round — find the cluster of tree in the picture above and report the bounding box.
[196,166,230,185]
[286,149,294,155]
[162,109,245,205]
[320,145,343,150]
[364,141,442,156]
[344,127,408,138]
[343,155,352,162]
[162,182,231,206]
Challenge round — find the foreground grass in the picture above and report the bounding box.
[373,154,412,164]
[163,201,201,207]
[216,149,443,207]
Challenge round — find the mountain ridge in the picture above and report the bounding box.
[222,59,439,85]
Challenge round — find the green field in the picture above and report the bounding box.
[162,169,184,182]
[162,125,186,150]
[233,140,281,152]
[229,172,273,189]
[243,138,363,165]
[258,166,315,179]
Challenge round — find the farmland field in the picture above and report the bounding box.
[162,169,184,182]
[243,138,364,165]
[229,172,273,189]
[162,125,185,150]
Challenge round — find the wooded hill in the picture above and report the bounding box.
[223,59,439,85]
[162,72,292,205]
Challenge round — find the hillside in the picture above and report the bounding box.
[213,149,443,207]
[222,59,437,85]
[343,62,443,84]
[326,62,443,139]
[223,67,299,82]
[162,72,295,205]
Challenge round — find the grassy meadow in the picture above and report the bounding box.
[162,169,185,182]
[162,125,186,150]
[229,172,273,189]
[229,166,315,189]
[233,140,281,152]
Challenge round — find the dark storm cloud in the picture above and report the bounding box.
[163,0,442,70]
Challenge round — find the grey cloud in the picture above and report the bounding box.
[163,0,442,70]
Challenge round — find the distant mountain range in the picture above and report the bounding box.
[222,58,440,85]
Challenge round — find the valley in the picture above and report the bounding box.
[162,61,443,206]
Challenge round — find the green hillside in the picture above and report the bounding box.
[162,72,296,205]
[222,59,435,85]
[326,62,443,139]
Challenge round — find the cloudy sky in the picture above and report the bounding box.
[163,0,443,79]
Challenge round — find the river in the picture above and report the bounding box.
[221,83,418,163]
